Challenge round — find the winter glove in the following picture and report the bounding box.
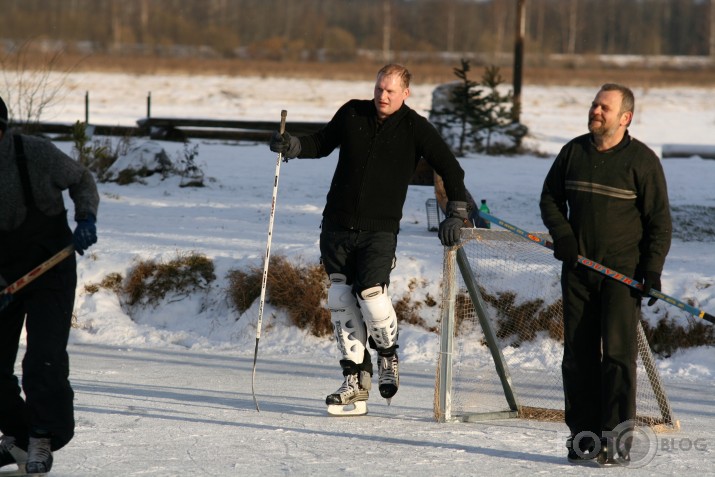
[269,131,301,159]
[438,201,470,247]
[0,274,11,312]
[73,215,97,256]
[553,235,579,269]
[641,271,661,306]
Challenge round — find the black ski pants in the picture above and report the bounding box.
[561,263,639,440]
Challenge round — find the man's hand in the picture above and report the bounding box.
[438,201,470,247]
[641,271,661,306]
[74,216,97,256]
[553,235,579,269]
[269,131,301,159]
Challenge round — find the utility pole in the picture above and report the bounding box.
[383,0,392,63]
[711,0,715,61]
[512,0,526,123]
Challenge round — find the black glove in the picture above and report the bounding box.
[438,201,469,247]
[553,235,579,269]
[73,215,97,256]
[269,131,301,159]
[641,271,661,306]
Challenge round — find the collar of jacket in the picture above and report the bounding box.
[589,130,631,154]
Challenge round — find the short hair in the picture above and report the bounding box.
[600,83,634,116]
[377,64,411,89]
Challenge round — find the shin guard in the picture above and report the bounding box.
[358,285,398,351]
[328,274,367,364]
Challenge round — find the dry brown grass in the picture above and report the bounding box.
[640,314,715,358]
[226,255,332,337]
[123,252,216,307]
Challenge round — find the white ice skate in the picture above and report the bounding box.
[326,373,369,416]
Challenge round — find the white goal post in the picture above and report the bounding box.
[435,228,678,432]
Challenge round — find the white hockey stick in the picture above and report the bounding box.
[252,109,287,412]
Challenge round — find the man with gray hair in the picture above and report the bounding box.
[540,84,671,466]
[0,95,99,474]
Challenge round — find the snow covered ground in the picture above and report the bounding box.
[3,71,715,475]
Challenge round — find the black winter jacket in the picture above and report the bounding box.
[297,99,467,233]
[540,132,671,274]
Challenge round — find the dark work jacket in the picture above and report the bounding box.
[297,100,467,233]
[539,132,672,274]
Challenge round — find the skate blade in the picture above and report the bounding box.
[327,401,368,416]
[0,466,28,476]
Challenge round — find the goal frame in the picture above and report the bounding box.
[435,229,678,431]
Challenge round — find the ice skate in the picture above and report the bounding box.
[377,349,399,404]
[0,435,27,474]
[326,370,370,416]
[566,435,598,467]
[595,438,630,467]
[25,436,52,475]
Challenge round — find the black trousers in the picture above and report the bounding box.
[319,218,397,293]
[0,209,76,452]
[561,264,639,439]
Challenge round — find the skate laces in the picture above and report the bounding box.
[378,354,398,385]
[336,373,360,396]
[27,437,52,469]
[0,435,14,452]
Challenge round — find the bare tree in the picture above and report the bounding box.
[0,40,77,131]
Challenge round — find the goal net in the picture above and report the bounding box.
[435,228,678,432]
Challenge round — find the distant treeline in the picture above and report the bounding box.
[1,0,713,61]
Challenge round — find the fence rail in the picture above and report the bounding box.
[20,118,326,142]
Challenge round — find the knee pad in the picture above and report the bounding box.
[328,274,367,363]
[358,285,398,350]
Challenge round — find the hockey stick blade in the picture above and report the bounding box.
[479,211,715,325]
[252,109,288,412]
[1,245,75,310]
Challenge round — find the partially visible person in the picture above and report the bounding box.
[0,95,99,474]
[539,84,671,466]
[270,64,470,415]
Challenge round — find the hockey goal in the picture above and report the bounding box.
[434,228,678,432]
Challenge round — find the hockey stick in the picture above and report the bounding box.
[478,211,715,325]
[251,109,287,412]
[0,244,75,311]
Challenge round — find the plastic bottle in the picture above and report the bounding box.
[479,199,491,229]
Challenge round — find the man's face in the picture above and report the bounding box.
[588,89,630,138]
[374,73,409,120]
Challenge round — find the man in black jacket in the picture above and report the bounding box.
[270,64,469,415]
[0,95,99,475]
[539,84,671,466]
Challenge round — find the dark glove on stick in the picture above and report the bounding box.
[553,235,579,269]
[438,201,470,247]
[269,131,301,159]
[641,271,661,306]
[73,216,97,256]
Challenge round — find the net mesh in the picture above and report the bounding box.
[435,228,678,432]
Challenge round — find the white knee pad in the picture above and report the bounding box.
[358,285,398,350]
[328,274,367,363]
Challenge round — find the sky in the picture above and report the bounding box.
[2,71,714,476]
